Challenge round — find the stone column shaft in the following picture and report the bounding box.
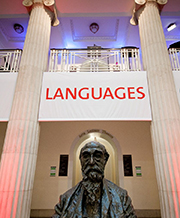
[0,2,55,217]
[132,1,180,217]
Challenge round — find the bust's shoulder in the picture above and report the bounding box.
[104,179,127,196]
[104,179,137,217]
[60,181,83,200]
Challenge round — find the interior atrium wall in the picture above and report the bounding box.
[28,121,160,212]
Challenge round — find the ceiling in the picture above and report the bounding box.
[0,0,179,50]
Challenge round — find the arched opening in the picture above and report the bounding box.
[68,129,124,188]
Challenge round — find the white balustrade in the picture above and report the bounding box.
[0,49,22,72]
[1,48,179,73]
[169,48,180,71]
[48,48,142,72]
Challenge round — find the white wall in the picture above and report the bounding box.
[0,122,7,161]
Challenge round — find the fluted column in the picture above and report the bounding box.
[131,0,180,217]
[0,1,59,217]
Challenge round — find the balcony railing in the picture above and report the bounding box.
[0,48,180,73]
[48,48,142,72]
[169,48,180,71]
[0,49,22,72]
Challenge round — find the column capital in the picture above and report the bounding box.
[22,0,59,26]
[135,0,167,4]
[130,0,168,25]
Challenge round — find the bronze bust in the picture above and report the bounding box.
[52,141,137,218]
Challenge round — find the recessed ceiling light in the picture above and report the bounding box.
[167,23,177,32]
[14,23,24,34]
[89,23,99,34]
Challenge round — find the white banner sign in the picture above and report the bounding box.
[2,71,180,122]
[39,72,152,121]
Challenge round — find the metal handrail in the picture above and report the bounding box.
[1,48,179,73]
[0,49,22,72]
[48,48,142,72]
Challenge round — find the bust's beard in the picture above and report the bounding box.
[82,171,103,205]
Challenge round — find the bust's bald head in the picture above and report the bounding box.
[79,141,109,181]
[79,141,109,162]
